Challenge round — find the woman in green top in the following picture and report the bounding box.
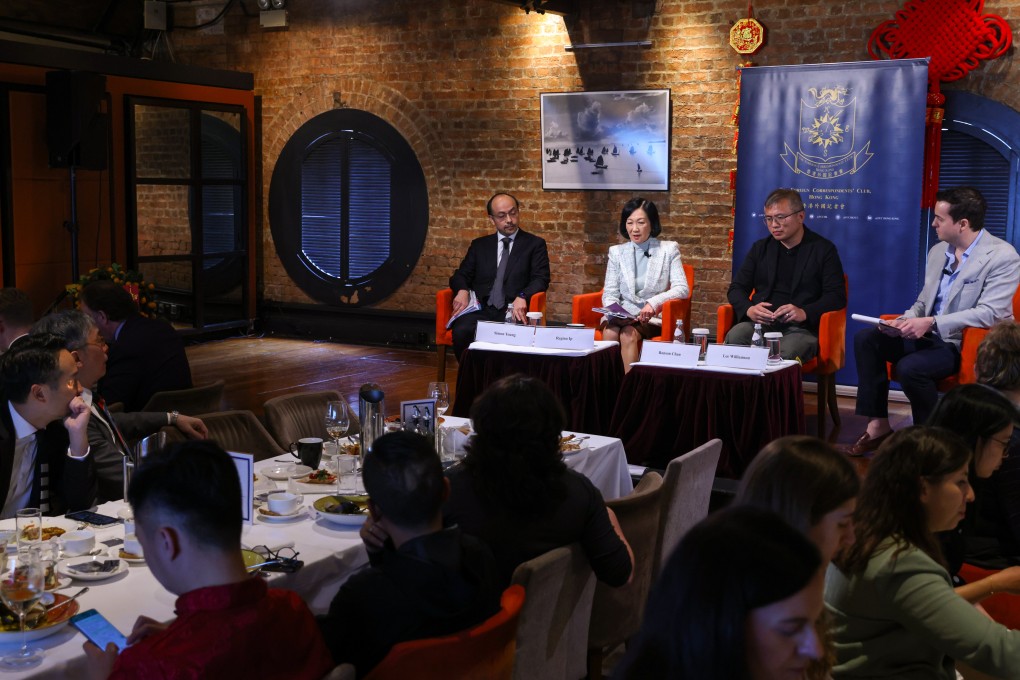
[826,426,1020,679]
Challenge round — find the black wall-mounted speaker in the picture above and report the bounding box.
[45,70,108,170]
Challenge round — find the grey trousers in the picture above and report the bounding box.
[724,322,818,362]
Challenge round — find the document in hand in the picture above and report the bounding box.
[446,291,482,329]
[851,314,901,336]
[593,303,635,320]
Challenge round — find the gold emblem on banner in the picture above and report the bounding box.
[781,84,874,180]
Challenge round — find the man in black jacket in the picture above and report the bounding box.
[726,188,846,362]
[448,192,551,360]
[318,431,501,675]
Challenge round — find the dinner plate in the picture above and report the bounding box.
[256,506,308,524]
[313,496,369,527]
[0,593,80,643]
[0,516,79,545]
[56,556,127,581]
[262,464,302,480]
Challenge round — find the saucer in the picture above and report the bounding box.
[57,556,127,581]
[256,506,307,523]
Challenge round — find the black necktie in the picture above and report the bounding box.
[487,237,511,308]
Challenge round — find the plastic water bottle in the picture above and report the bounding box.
[673,319,685,344]
[751,322,764,348]
[504,304,514,324]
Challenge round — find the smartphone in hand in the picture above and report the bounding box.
[71,609,128,651]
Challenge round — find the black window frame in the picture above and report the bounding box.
[269,109,428,307]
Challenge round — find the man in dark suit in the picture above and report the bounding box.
[726,188,846,362]
[79,280,193,412]
[0,333,95,518]
[34,310,208,501]
[448,193,551,359]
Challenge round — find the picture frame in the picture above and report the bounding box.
[540,89,671,191]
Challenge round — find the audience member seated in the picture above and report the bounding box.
[600,197,689,373]
[735,436,861,679]
[0,333,95,518]
[0,288,33,352]
[318,431,502,677]
[827,426,1020,677]
[927,385,1020,592]
[614,506,824,679]
[442,374,633,588]
[33,310,208,502]
[83,440,333,679]
[79,280,193,412]
[975,321,1020,563]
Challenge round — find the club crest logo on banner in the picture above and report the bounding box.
[781,84,873,179]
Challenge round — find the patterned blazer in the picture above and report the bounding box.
[602,239,689,325]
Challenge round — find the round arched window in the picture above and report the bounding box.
[269,109,428,306]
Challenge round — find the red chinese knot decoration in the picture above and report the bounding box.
[730,18,764,54]
[868,0,1012,207]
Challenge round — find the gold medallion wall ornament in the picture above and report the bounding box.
[730,17,764,54]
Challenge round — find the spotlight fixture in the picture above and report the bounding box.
[519,0,547,14]
[256,0,271,9]
[258,0,287,29]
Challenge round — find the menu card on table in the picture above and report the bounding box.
[230,452,255,526]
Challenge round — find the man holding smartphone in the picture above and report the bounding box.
[82,441,332,679]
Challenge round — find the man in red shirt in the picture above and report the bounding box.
[83,441,333,679]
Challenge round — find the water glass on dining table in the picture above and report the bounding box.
[15,508,41,551]
[427,382,450,452]
[0,547,45,669]
[334,454,359,495]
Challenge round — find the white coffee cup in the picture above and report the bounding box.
[123,534,143,558]
[267,492,302,516]
[60,529,96,557]
[526,311,543,326]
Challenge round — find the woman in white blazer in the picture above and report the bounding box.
[602,198,689,372]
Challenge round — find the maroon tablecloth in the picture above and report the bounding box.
[452,345,623,435]
[609,363,805,478]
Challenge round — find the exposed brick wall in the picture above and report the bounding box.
[166,0,1020,327]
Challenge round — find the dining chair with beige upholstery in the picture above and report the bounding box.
[142,379,226,415]
[586,471,663,679]
[654,439,722,578]
[162,409,284,461]
[510,543,595,680]
[263,390,361,451]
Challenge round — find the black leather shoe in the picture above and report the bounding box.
[845,430,893,457]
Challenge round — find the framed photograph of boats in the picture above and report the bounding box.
[540,89,670,191]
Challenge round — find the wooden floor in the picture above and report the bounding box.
[187,335,913,466]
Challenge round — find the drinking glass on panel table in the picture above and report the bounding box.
[0,548,45,669]
[335,454,358,495]
[325,400,351,465]
[15,508,41,551]
[427,382,450,452]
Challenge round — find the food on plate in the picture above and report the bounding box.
[321,495,368,515]
[253,472,259,482]
[20,525,66,541]
[257,507,283,517]
[0,599,49,632]
[298,469,337,485]
[339,442,360,457]
[560,441,582,452]
[119,549,142,560]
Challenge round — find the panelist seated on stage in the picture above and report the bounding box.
[33,310,208,503]
[442,374,633,588]
[447,192,550,360]
[79,280,193,412]
[0,333,95,518]
[84,440,334,680]
[601,197,689,373]
[725,188,846,362]
[848,186,1020,456]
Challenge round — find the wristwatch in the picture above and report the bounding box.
[168,410,179,426]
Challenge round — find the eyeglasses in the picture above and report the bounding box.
[492,207,519,222]
[246,545,303,573]
[763,210,803,225]
[990,437,1013,457]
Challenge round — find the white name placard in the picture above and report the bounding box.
[533,326,596,351]
[639,341,699,367]
[229,452,255,526]
[705,344,769,371]
[474,321,533,347]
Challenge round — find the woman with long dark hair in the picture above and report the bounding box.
[827,426,1020,677]
[615,506,825,679]
[442,374,632,587]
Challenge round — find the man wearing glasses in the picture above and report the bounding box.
[448,192,551,360]
[725,188,846,362]
[0,333,95,518]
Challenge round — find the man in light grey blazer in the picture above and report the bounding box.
[848,187,1020,456]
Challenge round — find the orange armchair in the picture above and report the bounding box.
[717,275,848,434]
[435,289,547,381]
[570,264,695,342]
[880,282,1020,390]
[363,584,525,680]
